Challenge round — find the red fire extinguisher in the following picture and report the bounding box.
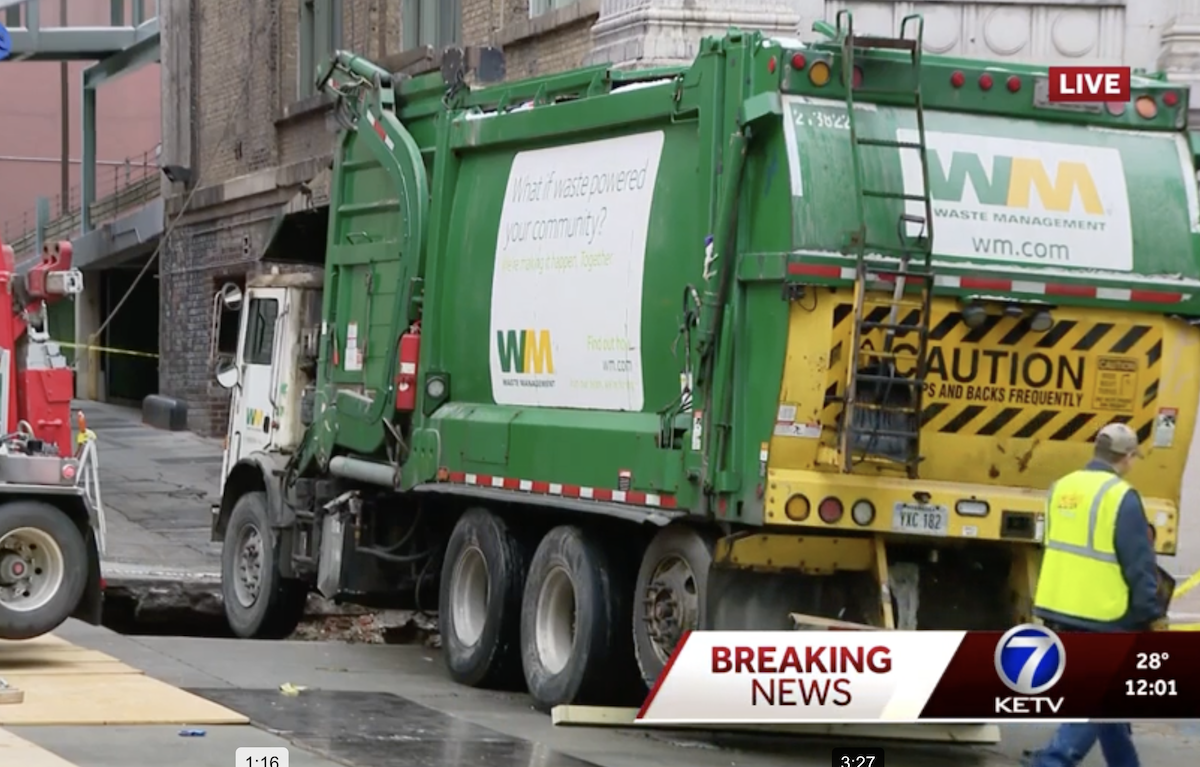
[395,322,421,411]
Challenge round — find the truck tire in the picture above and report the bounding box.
[632,524,715,689]
[520,525,631,711]
[439,508,529,689]
[222,491,307,639]
[0,501,88,640]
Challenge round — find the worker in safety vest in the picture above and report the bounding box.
[1024,422,1163,767]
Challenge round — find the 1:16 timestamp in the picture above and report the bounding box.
[234,746,289,767]
[1125,679,1177,696]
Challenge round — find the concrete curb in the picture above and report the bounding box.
[141,394,188,431]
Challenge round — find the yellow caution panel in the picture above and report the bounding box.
[824,301,1163,444]
[771,292,1198,520]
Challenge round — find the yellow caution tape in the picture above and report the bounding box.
[55,341,158,359]
[1174,568,1200,599]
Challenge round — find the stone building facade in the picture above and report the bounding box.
[160,0,1200,436]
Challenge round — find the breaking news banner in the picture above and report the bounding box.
[636,626,1199,724]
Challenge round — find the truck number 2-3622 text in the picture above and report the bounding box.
[795,109,850,130]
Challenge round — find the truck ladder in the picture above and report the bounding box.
[836,11,936,478]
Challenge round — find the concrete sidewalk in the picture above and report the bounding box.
[76,400,224,619]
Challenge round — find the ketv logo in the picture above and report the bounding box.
[496,329,555,375]
[993,623,1067,714]
[928,149,1102,215]
[1047,66,1131,103]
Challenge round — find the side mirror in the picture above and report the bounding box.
[219,282,243,312]
[215,356,239,389]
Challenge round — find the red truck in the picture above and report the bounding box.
[0,239,105,640]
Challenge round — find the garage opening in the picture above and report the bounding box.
[100,256,159,406]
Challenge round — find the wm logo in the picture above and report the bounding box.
[496,329,555,375]
[928,150,1102,214]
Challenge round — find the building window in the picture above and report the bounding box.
[530,0,574,18]
[402,0,460,51]
[299,0,344,99]
[243,298,280,367]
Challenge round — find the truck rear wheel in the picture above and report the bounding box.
[221,491,307,639]
[439,508,529,689]
[632,524,715,689]
[520,525,632,711]
[0,501,88,640]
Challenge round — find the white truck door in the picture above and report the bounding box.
[229,288,286,461]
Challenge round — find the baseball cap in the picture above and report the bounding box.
[1095,422,1142,458]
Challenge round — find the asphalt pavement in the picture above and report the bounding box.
[76,397,1200,623]
[0,398,1189,765]
[75,400,223,620]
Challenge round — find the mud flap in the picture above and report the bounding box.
[704,533,895,631]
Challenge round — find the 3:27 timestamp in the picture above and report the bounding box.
[832,746,885,767]
[1126,679,1177,696]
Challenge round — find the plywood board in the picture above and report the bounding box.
[0,661,140,676]
[551,706,1001,744]
[0,672,247,726]
[0,648,124,668]
[0,634,72,650]
[0,728,78,766]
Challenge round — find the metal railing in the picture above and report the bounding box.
[0,145,162,258]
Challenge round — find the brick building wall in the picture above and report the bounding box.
[162,0,407,436]
[160,0,675,436]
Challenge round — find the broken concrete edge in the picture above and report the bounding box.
[100,569,422,620]
[142,394,188,431]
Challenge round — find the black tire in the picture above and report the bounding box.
[633,524,715,689]
[0,501,89,640]
[221,491,307,639]
[520,525,632,711]
[438,508,529,689]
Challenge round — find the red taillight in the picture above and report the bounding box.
[818,497,844,523]
[950,71,965,88]
[1006,75,1021,93]
[979,73,994,91]
[852,66,863,89]
[791,53,806,71]
[768,56,777,74]
[1164,91,1180,107]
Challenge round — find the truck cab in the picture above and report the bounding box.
[215,271,323,477]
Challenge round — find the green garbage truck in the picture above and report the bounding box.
[210,14,1200,710]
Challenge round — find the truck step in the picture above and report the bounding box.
[862,190,929,202]
[851,402,922,415]
[854,374,925,386]
[856,138,925,150]
[860,297,929,311]
[850,427,920,439]
[852,349,921,363]
[849,36,919,53]
[858,320,929,333]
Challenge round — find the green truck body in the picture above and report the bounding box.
[211,17,1200,712]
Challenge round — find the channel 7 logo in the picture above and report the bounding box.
[993,623,1067,714]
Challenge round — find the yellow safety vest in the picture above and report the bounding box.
[1034,469,1132,623]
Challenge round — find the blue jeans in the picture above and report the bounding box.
[1025,723,1139,767]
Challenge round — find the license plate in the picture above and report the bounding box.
[892,502,949,536]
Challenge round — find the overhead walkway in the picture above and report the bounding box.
[0,0,163,271]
